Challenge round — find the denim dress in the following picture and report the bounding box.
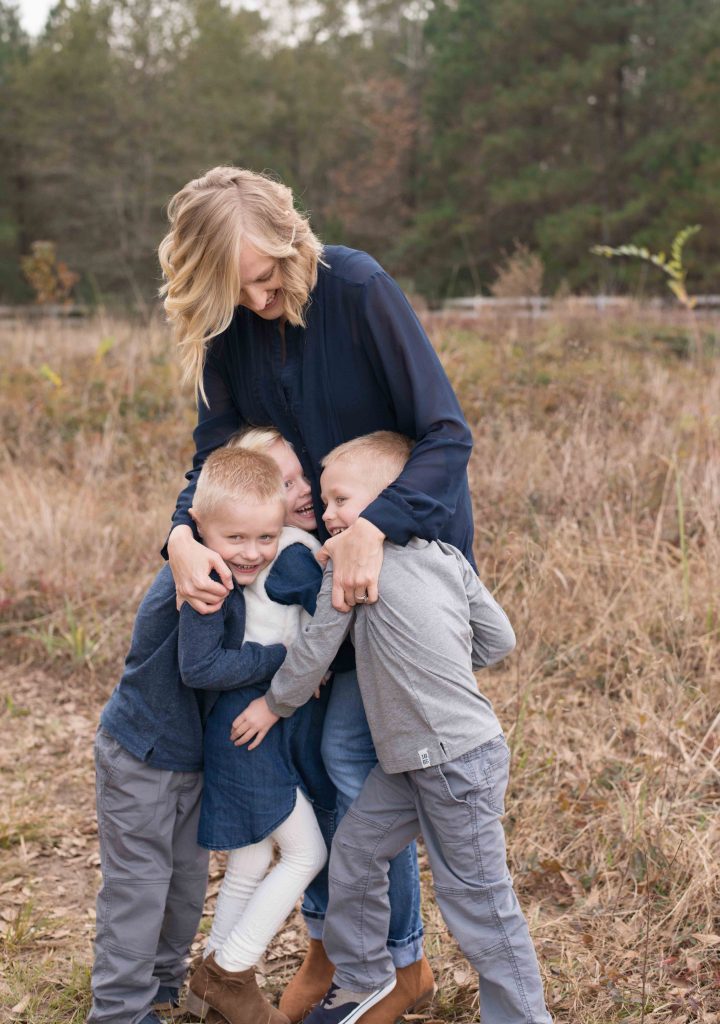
[199,679,333,850]
[192,535,336,851]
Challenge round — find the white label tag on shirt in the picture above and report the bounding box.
[418,748,431,768]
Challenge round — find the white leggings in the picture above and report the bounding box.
[206,789,327,972]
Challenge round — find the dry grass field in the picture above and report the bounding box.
[0,307,718,1024]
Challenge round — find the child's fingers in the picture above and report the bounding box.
[316,546,331,567]
[233,724,258,746]
[247,730,268,751]
[314,671,333,697]
[229,714,246,741]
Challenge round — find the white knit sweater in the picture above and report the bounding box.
[242,527,320,649]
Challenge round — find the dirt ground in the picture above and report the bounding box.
[0,664,480,1024]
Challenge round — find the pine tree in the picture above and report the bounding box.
[0,1,31,299]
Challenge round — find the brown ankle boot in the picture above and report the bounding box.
[185,953,289,1024]
[358,956,437,1023]
[278,939,335,1023]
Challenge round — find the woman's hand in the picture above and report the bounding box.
[167,524,232,614]
[230,697,280,750]
[316,517,385,612]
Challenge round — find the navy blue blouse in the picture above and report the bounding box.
[171,246,475,564]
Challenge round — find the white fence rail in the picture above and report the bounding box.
[441,295,720,314]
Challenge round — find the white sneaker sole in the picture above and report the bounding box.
[337,977,397,1024]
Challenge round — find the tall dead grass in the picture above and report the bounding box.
[0,309,718,1022]
[0,315,193,670]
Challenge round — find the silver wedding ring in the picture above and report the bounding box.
[355,594,368,603]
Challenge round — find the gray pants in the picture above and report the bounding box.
[88,729,209,1024]
[323,735,552,1024]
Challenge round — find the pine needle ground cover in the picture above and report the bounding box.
[0,310,718,1024]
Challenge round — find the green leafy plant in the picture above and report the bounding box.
[591,226,701,309]
[27,602,99,665]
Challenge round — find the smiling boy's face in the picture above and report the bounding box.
[320,459,381,535]
[193,498,286,585]
[266,438,317,531]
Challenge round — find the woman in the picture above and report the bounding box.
[159,166,476,1024]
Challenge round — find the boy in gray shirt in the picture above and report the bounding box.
[233,432,552,1024]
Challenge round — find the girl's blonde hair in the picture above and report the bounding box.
[158,166,323,404]
[226,426,284,454]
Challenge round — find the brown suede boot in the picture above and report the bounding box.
[358,956,437,1023]
[278,939,335,1023]
[184,953,289,1024]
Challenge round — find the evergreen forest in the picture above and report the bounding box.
[1,0,719,304]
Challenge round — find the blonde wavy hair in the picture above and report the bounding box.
[158,166,323,404]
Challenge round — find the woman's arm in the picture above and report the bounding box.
[319,270,473,611]
[165,341,241,612]
[359,270,473,541]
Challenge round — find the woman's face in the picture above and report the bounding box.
[238,244,284,319]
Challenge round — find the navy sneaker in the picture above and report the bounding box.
[139,1014,163,1024]
[305,978,396,1024]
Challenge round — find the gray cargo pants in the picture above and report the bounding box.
[323,734,552,1024]
[88,728,209,1024]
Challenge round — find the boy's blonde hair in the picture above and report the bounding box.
[158,166,324,406]
[192,447,285,520]
[321,431,413,494]
[225,425,284,454]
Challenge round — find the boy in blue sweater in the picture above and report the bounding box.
[87,448,326,1024]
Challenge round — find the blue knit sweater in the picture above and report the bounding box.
[100,545,318,771]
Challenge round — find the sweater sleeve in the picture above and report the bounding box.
[265,544,323,615]
[178,601,286,690]
[163,338,243,555]
[458,555,516,669]
[266,567,355,717]
[358,271,473,544]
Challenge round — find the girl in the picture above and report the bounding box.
[183,439,333,1024]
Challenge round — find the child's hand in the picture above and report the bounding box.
[230,697,279,750]
[314,670,333,699]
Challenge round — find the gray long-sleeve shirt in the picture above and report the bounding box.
[266,538,515,774]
